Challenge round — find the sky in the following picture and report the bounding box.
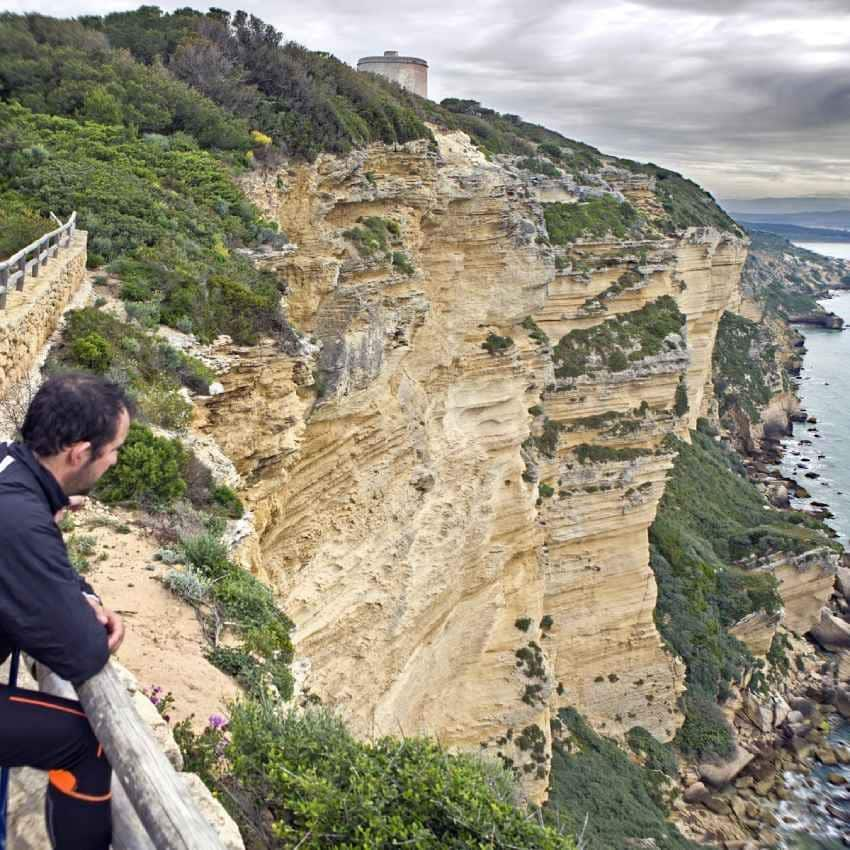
[5,0,850,199]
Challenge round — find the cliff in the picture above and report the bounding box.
[195,129,747,795]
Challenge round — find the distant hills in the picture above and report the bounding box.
[721,197,850,214]
[740,222,850,243]
[719,197,850,242]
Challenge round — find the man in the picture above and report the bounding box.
[0,373,132,850]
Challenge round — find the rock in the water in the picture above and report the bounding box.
[827,772,848,786]
[818,748,839,766]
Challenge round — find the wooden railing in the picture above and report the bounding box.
[0,212,77,311]
[34,659,227,850]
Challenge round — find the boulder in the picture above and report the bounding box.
[730,795,748,820]
[789,696,818,716]
[787,710,804,724]
[836,688,850,720]
[699,748,755,788]
[827,772,848,786]
[809,608,850,652]
[754,778,775,797]
[741,692,773,732]
[773,697,791,728]
[838,568,850,602]
[818,748,838,766]
[683,782,711,804]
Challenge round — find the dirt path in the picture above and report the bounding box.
[70,501,240,727]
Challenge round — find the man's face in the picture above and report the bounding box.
[66,408,131,496]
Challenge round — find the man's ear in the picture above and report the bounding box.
[67,441,93,469]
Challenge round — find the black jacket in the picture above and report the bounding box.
[0,442,109,685]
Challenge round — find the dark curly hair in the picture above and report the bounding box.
[21,373,134,459]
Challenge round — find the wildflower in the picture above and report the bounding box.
[208,713,228,731]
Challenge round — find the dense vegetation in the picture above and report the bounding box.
[553,295,685,378]
[712,311,781,421]
[544,709,698,850]
[174,701,575,850]
[544,196,642,244]
[0,103,283,342]
[649,429,836,759]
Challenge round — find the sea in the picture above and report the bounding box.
[773,244,850,848]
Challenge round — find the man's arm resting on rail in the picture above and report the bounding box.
[0,489,112,685]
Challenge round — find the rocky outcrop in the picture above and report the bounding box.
[787,311,844,329]
[198,130,748,796]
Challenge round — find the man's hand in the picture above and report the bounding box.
[84,596,125,654]
[54,495,88,525]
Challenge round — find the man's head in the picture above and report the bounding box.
[21,373,134,496]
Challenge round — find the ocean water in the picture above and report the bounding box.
[775,244,850,848]
[792,242,850,261]
[777,288,850,547]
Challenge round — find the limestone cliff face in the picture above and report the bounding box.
[199,131,747,794]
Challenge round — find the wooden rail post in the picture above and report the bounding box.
[77,664,228,850]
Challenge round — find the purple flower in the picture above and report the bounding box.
[208,713,228,731]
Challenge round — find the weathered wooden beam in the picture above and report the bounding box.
[35,663,158,850]
[77,663,227,850]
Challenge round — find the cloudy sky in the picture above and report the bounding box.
[6,0,850,199]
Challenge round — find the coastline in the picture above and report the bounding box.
[674,287,850,850]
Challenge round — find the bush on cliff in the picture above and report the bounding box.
[712,311,778,421]
[545,709,699,850]
[176,700,576,850]
[54,307,211,432]
[649,430,836,759]
[553,295,685,379]
[95,422,187,507]
[544,196,642,244]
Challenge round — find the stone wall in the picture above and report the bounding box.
[0,230,88,400]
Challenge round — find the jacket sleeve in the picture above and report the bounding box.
[0,486,109,686]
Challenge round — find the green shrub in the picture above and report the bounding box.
[180,532,231,580]
[626,726,678,777]
[553,296,685,379]
[674,378,689,417]
[539,483,555,499]
[391,251,415,276]
[0,197,51,259]
[515,617,532,632]
[95,423,187,507]
[517,157,561,178]
[544,197,641,244]
[482,333,514,355]
[343,216,395,257]
[211,701,575,849]
[674,694,735,761]
[70,332,113,373]
[135,380,193,431]
[546,708,698,850]
[211,485,244,519]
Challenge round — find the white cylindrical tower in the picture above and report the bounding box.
[357,50,428,98]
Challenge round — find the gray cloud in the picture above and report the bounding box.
[3,0,850,197]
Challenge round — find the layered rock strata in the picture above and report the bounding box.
[200,131,748,795]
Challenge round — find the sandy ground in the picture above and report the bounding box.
[67,500,240,727]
